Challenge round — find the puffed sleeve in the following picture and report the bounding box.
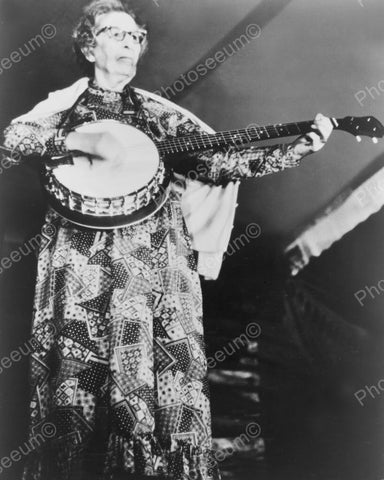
[1,110,72,165]
[165,109,315,185]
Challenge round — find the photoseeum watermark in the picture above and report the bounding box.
[354,278,384,307]
[354,378,384,406]
[354,79,384,107]
[0,24,57,76]
[0,422,56,474]
[207,322,261,369]
[154,24,262,100]
[0,223,57,275]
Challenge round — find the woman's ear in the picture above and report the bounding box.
[81,45,95,63]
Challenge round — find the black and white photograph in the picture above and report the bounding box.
[0,1,383,479]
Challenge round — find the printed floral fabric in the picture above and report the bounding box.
[2,79,307,480]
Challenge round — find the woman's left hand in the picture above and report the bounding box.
[307,113,334,152]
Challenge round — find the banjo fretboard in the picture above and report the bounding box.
[154,116,383,156]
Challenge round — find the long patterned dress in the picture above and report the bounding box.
[3,78,307,480]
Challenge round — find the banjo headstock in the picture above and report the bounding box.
[334,116,384,143]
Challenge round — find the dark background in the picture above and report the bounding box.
[0,0,384,479]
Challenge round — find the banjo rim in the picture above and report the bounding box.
[45,175,171,229]
[44,120,170,229]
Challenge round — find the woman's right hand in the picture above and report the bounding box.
[93,131,127,164]
[66,131,126,165]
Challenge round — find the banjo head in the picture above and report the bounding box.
[53,120,160,198]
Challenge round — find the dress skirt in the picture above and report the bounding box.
[21,190,220,480]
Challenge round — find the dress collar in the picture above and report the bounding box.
[87,77,137,113]
[88,77,133,98]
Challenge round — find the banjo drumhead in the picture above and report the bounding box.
[53,120,160,198]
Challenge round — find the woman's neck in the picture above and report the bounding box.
[93,70,135,92]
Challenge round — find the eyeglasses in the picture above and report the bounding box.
[95,26,147,45]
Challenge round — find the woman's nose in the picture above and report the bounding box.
[122,34,136,48]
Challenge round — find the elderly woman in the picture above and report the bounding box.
[2,1,333,479]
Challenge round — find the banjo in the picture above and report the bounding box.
[43,116,384,229]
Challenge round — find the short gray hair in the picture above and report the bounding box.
[72,0,148,74]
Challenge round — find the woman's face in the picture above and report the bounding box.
[84,12,144,81]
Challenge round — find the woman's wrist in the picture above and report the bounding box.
[290,135,315,157]
[43,128,74,166]
[44,128,71,156]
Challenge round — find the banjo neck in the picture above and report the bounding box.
[154,116,384,156]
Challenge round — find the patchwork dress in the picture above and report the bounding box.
[3,79,307,480]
